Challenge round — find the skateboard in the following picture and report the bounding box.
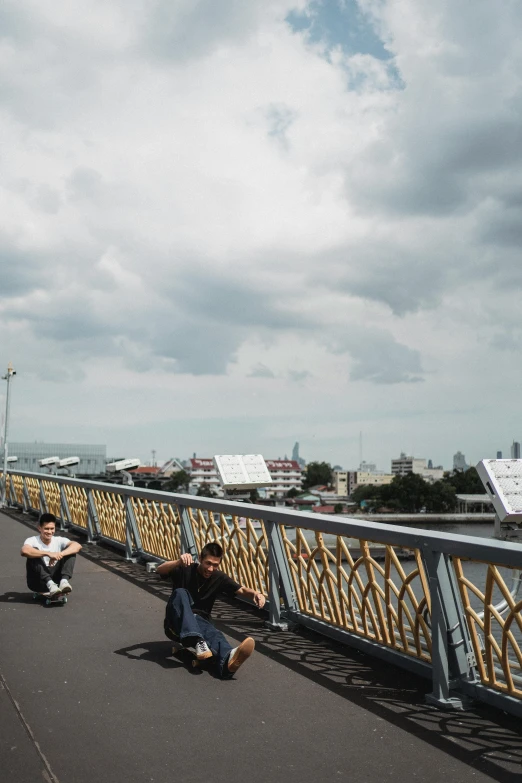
[33,590,68,607]
[171,643,211,669]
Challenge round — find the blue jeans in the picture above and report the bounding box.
[164,588,234,679]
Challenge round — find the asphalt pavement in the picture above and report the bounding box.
[1,511,521,783]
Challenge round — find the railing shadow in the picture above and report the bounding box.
[211,599,522,783]
[9,509,522,783]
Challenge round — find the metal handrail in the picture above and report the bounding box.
[5,469,522,568]
[4,468,522,719]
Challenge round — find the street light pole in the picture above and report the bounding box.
[1,363,16,508]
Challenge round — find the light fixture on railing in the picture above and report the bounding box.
[477,458,522,540]
[38,456,61,475]
[106,458,141,486]
[58,456,80,477]
[213,454,272,502]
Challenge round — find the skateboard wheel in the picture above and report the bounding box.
[63,597,67,604]
[191,659,199,668]
[45,599,50,606]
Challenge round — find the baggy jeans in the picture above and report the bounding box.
[164,588,234,679]
[26,554,76,592]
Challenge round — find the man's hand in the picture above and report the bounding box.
[48,552,63,565]
[254,592,266,609]
[179,553,193,566]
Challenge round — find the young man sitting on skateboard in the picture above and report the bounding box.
[21,513,82,597]
[157,542,266,677]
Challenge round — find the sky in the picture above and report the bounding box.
[1,0,522,471]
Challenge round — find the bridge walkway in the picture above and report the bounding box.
[1,511,521,783]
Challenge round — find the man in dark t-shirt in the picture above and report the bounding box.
[157,541,266,678]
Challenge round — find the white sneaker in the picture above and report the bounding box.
[59,579,72,594]
[195,640,213,660]
[228,637,255,673]
[46,581,61,596]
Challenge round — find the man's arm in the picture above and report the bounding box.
[21,545,52,559]
[156,552,192,577]
[50,542,82,562]
[236,586,266,609]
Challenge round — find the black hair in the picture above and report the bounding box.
[38,512,57,527]
[200,542,223,560]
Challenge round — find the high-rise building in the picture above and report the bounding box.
[453,451,468,471]
[511,442,521,459]
[291,441,306,468]
[497,451,503,459]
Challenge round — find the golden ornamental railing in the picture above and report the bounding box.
[4,469,522,718]
[454,558,522,698]
[188,508,268,597]
[281,527,431,662]
[133,498,180,561]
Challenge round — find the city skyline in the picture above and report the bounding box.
[2,2,522,472]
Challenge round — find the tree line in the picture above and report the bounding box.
[302,461,484,514]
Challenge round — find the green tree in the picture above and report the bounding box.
[302,461,333,489]
[165,470,190,493]
[197,482,216,498]
[444,467,483,494]
[425,480,457,513]
[381,473,430,513]
[333,503,344,514]
[351,484,382,509]
[249,488,259,502]
[286,487,300,498]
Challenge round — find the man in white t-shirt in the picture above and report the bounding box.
[21,513,82,596]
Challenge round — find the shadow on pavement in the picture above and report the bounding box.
[0,591,37,604]
[8,509,522,783]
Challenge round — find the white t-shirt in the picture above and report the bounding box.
[24,535,71,566]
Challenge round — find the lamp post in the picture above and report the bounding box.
[1,362,16,508]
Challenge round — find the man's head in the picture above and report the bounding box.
[198,542,223,579]
[38,513,56,544]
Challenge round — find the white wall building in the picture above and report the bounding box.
[188,458,222,495]
[391,454,444,483]
[187,457,302,497]
[9,442,107,475]
[265,460,303,497]
[347,471,394,494]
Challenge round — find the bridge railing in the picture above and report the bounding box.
[3,469,522,718]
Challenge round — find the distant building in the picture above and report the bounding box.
[291,442,306,469]
[359,461,377,473]
[497,451,503,459]
[347,471,394,495]
[511,442,521,459]
[333,471,348,495]
[391,453,444,483]
[265,460,303,497]
[187,457,302,498]
[188,458,222,495]
[453,451,469,471]
[9,442,106,475]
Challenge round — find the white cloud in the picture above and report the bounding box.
[1,0,521,469]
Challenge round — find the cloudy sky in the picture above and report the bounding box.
[1,0,522,471]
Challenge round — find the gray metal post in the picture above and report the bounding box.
[124,496,143,561]
[265,520,298,630]
[21,477,30,513]
[59,485,71,531]
[178,505,198,559]
[39,483,48,516]
[424,548,473,710]
[86,490,100,544]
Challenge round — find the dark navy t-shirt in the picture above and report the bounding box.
[162,563,241,620]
